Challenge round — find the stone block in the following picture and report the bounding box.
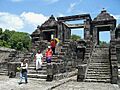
[46,64,53,75]
[111,65,118,84]
[8,62,20,78]
[46,64,54,81]
[77,64,86,82]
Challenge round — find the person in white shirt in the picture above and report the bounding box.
[19,59,28,84]
[34,50,43,70]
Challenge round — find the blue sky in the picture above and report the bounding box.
[0,0,120,42]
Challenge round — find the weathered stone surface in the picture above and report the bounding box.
[77,64,86,82]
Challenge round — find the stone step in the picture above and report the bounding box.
[63,41,70,44]
[95,48,109,50]
[0,69,8,71]
[0,72,7,75]
[28,66,47,70]
[90,60,110,63]
[62,44,69,48]
[89,66,110,68]
[88,68,110,72]
[86,76,111,79]
[86,73,111,77]
[29,78,46,82]
[92,53,109,55]
[0,70,8,74]
[43,56,63,60]
[61,48,67,52]
[118,69,120,74]
[93,51,109,53]
[88,66,110,69]
[27,74,47,79]
[91,56,109,59]
[28,70,46,74]
[29,64,47,67]
[87,71,111,74]
[90,63,110,65]
[59,52,66,55]
[89,63,110,66]
[118,75,120,78]
[90,61,110,63]
[93,50,109,52]
[85,79,110,83]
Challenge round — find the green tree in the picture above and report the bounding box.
[71,34,81,41]
[10,32,31,51]
[99,41,109,47]
[0,28,2,35]
[0,28,31,51]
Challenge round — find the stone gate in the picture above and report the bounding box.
[30,9,120,84]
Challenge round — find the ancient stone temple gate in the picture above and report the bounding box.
[30,9,120,84]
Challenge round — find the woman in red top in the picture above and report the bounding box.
[50,39,56,55]
[45,46,52,63]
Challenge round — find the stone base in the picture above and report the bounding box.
[46,75,53,81]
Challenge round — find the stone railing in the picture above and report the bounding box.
[77,40,95,82]
[109,40,118,84]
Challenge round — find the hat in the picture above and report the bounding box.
[48,46,51,48]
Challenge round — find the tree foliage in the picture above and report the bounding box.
[0,28,31,51]
[99,41,109,47]
[71,34,81,41]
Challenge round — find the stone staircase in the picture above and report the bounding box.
[85,47,111,82]
[0,62,8,75]
[27,55,63,80]
[27,40,71,80]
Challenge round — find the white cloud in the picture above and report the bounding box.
[21,12,48,26]
[113,15,120,20]
[67,3,76,13]
[58,13,65,17]
[0,12,24,31]
[11,0,23,2]
[0,12,48,33]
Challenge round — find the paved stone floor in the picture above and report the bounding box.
[53,81,120,90]
[0,75,119,90]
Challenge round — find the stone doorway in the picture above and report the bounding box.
[71,28,84,39]
[43,31,55,42]
[97,26,110,45]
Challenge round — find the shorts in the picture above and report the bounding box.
[46,57,51,63]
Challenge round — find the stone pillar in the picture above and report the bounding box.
[84,19,91,40]
[8,62,20,78]
[93,27,98,45]
[77,64,86,82]
[111,65,118,84]
[110,26,116,40]
[46,64,54,81]
[58,21,63,42]
[110,40,118,84]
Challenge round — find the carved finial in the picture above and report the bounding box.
[101,8,106,13]
[49,15,55,20]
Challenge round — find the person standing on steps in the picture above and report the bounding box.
[34,50,43,70]
[45,46,53,63]
[50,39,56,55]
[54,38,60,55]
[18,59,28,84]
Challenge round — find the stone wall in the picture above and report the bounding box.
[0,47,16,62]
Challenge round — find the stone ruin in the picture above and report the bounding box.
[31,9,120,84]
[0,9,120,85]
